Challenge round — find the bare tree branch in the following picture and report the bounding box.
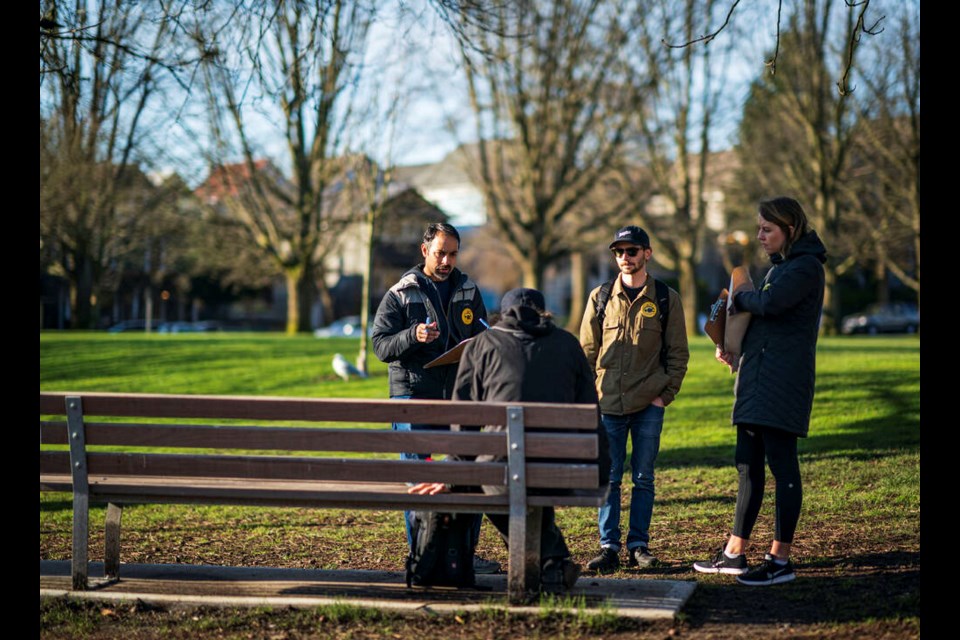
[764,0,784,75]
[837,0,884,95]
[662,0,740,48]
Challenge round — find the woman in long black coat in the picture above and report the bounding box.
[694,196,827,586]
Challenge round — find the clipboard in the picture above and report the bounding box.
[724,266,754,371]
[423,337,474,368]
[704,288,728,348]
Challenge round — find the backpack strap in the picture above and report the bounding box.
[594,279,614,327]
[654,280,671,370]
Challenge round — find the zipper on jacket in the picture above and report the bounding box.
[439,273,467,350]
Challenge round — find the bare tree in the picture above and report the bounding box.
[614,0,735,336]
[735,0,873,333]
[196,0,375,334]
[844,7,919,309]
[40,0,179,328]
[457,0,648,322]
[662,0,884,96]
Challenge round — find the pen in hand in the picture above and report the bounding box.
[419,316,439,343]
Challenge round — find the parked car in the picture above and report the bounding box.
[107,319,147,333]
[156,321,223,333]
[841,302,919,335]
[314,315,370,338]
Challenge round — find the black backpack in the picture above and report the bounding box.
[405,511,479,588]
[594,278,671,368]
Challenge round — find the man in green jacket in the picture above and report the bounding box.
[579,225,689,573]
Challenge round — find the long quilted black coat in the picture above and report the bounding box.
[732,231,827,437]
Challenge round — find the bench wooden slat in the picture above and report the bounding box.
[40,475,607,510]
[39,422,598,459]
[40,393,599,429]
[87,453,508,485]
[40,451,69,474]
[41,451,598,489]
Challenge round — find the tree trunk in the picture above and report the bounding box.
[357,216,376,376]
[565,252,587,334]
[521,252,545,291]
[315,274,336,331]
[678,255,698,337]
[821,266,840,336]
[283,266,303,336]
[72,256,96,329]
[875,254,889,305]
[913,227,921,315]
[297,270,316,333]
[145,286,154,333]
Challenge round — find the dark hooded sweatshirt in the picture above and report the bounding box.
[453,305,610,488]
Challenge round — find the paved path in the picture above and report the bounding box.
[40,561,696,620]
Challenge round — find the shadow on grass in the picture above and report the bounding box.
[660,413,918,470]
[40,499,74,512]
[815,340,920,355]
[684,551,919,627]
[660,366,919,470]
[657,494,737,508]
[801,550,920,570]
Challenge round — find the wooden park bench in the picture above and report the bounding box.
[39,392,606,603]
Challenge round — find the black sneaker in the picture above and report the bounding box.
[473,555,501,575]
[628,546,659,568]
[693,548,748,575]
[540,558,581,594]
[586,547,620,575]
[736,554,796,586]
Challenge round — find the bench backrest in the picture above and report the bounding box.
[40,392,602,492]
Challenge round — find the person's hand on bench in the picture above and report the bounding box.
[408,482,450,495]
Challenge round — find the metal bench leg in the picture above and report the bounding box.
[66,396,89,591]
[506,406,539,603]
[71,491,89,590]
[507,504,527,603]
[104,503,123,579]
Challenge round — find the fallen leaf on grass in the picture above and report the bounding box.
[100,608,116,617]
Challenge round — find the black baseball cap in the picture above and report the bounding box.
[500,287,546,311]
[609,225,650,249]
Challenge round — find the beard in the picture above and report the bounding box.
[431,265,452,280]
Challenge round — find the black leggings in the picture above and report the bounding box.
[732,424,802,544]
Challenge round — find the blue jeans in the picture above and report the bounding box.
[598,405,665,551]
[392,398,482,551]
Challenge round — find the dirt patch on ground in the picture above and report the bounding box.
[40,506,919,639]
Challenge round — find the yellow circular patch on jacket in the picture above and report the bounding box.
[640,302,658,318]
[461,308,474,325]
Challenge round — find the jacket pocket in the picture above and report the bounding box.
[598,321,622,368]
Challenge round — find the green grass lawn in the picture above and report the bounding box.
[39,332,920,639]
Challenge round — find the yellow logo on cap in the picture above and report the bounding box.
[640,302,658,318]
[462,308,474,325]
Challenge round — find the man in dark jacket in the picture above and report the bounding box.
[410,287,609,593]
[372,222,488,402]
[371,222,494,571]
